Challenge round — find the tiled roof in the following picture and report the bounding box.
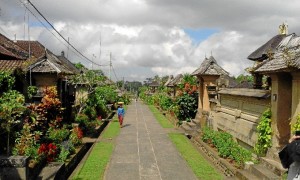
[0,33,79,75]
[0,46,19,59]
[191,56,229,76]
[15,40,46,59]
[0,34,28,60]
[29,49,76,75]
[0,33,30,72]
[57,52,80,74]
[0,60,25,72]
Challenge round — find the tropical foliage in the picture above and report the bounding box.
[202,127,253,168]
[0,72,26,155]
[254,108,272,156]
[139,73,198,123]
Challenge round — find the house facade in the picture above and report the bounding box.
[248,23,300,158]
[194,24,300,163]
[0,33,80,121]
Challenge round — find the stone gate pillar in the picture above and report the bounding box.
[268,73,292,158]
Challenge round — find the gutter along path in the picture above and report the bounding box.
[104,101,197,180]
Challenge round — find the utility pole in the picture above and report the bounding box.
[67,37,69,59]
[122,77,125,91]
[99,32,101,61]
[27,10,31,58]
[109,52,112,80]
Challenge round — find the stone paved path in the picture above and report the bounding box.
[104,101,198,180]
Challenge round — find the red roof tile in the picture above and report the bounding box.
[15,40,46,59]
[0,60,25,72]
[0,34,28,59]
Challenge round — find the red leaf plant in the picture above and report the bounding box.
[38,143,58,163]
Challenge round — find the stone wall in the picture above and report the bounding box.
[211,88,271,149]
[0,156,28,179]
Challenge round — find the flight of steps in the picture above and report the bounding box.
[236,157,286,180]
[180,118,201,136]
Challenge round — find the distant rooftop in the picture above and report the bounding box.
[191,55,229,76]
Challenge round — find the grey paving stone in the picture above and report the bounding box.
[104,102,197,180]
[105,162,139,180]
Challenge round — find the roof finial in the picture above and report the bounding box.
[205,52,207,58]
[279,22,288,35]
[211,50,213,57]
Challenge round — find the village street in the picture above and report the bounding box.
[104,101,198,180]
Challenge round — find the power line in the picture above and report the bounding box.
[19,0,86,62]
[26,0,103,67]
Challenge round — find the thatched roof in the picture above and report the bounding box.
[247,34,286,61]
[234,81,253,88]
[216,75,238,88]
[167,74,183,87]
[254,33,300,73]
[191,56,229,76]
[149,81,160,87]
[164,75,174,86]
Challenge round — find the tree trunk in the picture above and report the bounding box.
[7,131,10,156]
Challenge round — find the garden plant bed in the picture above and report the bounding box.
[190,136,237,177]
[0,118,110,180]
[38,119,111,179]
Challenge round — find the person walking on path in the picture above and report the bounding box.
[117,102,125,128]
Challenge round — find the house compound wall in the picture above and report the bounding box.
[210,88,271,149]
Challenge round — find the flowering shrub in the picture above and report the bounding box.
[38,143,58,162]
[175,83,198,121]
[70,127,83,146]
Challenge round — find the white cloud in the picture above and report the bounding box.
[1,0,300,82]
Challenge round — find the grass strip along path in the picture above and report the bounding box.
[148,105,173,128]
[71,116,120,180]
[148,105,223,180]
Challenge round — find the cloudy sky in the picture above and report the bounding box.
[1,0,300,82]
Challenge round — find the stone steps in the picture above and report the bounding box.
[186,121,197,128]
[181,123,193,133]
[259,157,286,177]
[250,164,280,180]
[236,169,261,180]
[236,163,281,180]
